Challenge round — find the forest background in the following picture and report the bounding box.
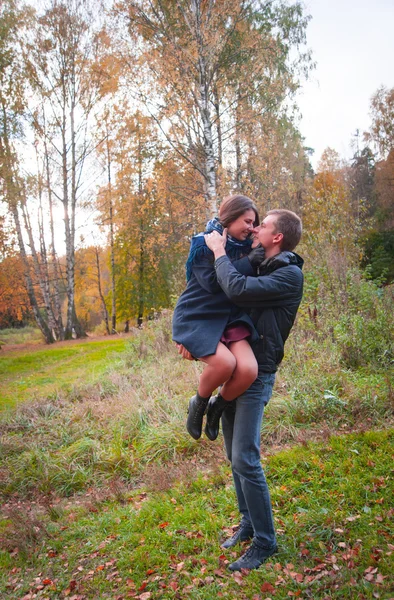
[1,0,393,341]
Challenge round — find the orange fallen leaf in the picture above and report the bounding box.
[261,581,275,592]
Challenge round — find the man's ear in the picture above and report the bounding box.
[273,232,283,247]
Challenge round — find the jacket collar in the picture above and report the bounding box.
[258,251,304,275]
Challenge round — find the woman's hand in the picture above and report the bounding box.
[204,229,227,258]
[176,343,193,361]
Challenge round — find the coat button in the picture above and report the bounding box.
[260,334,264,339]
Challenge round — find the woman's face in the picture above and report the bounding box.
[226,209,256,241]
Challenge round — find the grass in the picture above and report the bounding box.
[0,326,44,346]
[0,336,132,409]
[0,314,392,500]
[0,429,392,599]
[0,300,393,598]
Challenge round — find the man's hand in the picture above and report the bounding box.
[176,343,193,360]
[248,245,266,269]
[204,229,227,258]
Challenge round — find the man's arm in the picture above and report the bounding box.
[214,255,302,308]
[204,229,302,308]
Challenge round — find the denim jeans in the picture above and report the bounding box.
[221,370,276,549]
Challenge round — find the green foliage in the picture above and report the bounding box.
[361,229,394,283]
[332,270,393,369]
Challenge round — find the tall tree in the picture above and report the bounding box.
[118,0,312,216]
[0,0,57,342]
[365,86,394,160]
[26,0,113,339]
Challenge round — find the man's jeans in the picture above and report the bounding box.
[221,371,276,550]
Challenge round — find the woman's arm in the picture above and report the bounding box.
[192,255,223,293]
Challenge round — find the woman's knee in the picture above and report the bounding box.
[218,353,237,380]
[236,361,258,386]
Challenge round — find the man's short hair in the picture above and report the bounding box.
[267,209,302,251]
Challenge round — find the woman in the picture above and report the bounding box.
[172,194,261,441]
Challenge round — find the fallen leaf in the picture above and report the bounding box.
[233,572,244,584]
[261,581,275,592]
[158,522,169,529]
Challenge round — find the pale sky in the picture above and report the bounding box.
[296,0,394,169]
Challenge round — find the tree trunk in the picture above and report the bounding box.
[137,130,144,328]
[137,221,144,328]
[193,0,217,216]
[1,103,54,343]
[235,90,242,190]
[61,95,74,340]
[213,83,222,167]
[43,109,65,339]
[106,134,117,334]
[21,198,58,337]
[95,246,110,334]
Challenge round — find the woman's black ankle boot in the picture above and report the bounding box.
[186,392,210,440]
[205,394,228,441]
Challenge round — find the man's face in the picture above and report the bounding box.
[252,214,280,249]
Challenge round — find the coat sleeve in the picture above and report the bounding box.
[214,255,302,308]
[192,255,222,293]
[231,256,256,276]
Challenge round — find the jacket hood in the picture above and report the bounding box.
[257,250,304,275]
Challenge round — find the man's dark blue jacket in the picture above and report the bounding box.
[215,252,304,373]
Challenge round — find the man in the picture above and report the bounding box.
[201,209,304,571]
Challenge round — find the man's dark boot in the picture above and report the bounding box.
[186,393,210,440]
[221,522,254,549]
[204,394,228,441]
[228,542,278,571]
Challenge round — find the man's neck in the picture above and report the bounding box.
[263,246,281,260]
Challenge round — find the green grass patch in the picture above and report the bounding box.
[0,430,392,599]
[0,326,43,346]
[0,337,131,409]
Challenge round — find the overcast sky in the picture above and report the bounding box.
[296,0,394,169]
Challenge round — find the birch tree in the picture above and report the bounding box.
[0,0,58,342]
[118,0,312,215]
[26,0,113,339]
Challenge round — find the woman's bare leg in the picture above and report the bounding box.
[198,342,236,398]
[220,340,258,401]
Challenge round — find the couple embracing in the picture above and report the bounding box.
[173,195,304,572]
